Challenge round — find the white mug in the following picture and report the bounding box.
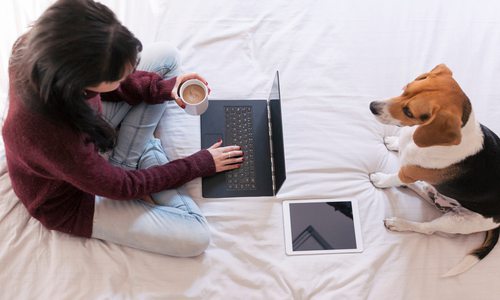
[178,79,209,115]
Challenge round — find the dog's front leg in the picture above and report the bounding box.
[384,136,399,152]
[406,181,439,207]
[370,172,404,188]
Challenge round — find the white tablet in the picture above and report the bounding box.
[282,199,363,255]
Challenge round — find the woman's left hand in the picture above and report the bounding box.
[140,195,155,205]
[171,73,211,109]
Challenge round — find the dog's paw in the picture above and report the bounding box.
[370,172,399,188]
[383,217,410,232]
[384,136,399,152]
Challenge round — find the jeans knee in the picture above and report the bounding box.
[138,138,168,169]
[132,220,210,257]
[141,43,182,78]
[181,224,211,257]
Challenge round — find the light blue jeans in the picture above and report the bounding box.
[92,43,210,257]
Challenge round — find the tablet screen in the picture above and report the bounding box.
[283,199,363,255]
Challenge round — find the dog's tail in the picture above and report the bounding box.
[442,226,500,277]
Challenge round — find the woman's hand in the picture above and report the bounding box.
[140,195,155,205]
[207,139,244,172]
[171,73,211,109]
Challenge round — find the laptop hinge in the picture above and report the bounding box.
[266,100,276,195]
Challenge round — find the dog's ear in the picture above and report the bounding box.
[414,72,429,81]
[430,64,453,76]
[413,110,462,147]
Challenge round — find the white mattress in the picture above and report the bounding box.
[2,0,500,299]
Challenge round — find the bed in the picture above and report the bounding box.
[2,0,500,299]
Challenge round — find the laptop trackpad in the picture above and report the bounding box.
[202,133,223,148]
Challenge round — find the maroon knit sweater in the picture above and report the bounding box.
[2,70,216,238]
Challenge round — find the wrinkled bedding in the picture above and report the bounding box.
[1,1,500,299]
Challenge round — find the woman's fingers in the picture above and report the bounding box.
[219,163,242,172]
[186,73,208,85]
[220,145,241,154]
[209,139,223,149]
[226,157,244,164]
[174,97,185,109]
[140,195,155,204]
[178,72,208,85]
[171,85,185,108]
[223,150,244,160]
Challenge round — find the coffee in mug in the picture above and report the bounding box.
[179,79,209,115]
[182,84,206,104]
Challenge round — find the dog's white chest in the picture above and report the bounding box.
[398,114,484,169]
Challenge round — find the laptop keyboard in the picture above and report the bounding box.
[225,106,256,190]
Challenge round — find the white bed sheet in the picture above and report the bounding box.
[2,0,500,299]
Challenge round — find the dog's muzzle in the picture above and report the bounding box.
[369,100,400,125]
[369,101,384,116]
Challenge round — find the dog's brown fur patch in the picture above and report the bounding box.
[398,164,459,185]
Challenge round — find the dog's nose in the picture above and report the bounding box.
[369,101,381,115]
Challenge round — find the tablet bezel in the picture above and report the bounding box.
[282,199,363,255]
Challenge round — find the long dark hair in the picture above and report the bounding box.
[10,0,142,152]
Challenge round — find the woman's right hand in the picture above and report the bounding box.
[171,73,211,109]
[207,139,244,172]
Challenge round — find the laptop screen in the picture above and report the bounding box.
[269,71,286,193]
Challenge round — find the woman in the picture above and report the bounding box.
[2,0,243,257]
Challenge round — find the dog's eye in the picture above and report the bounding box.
[403,107,414,118]
[420,114,430,121]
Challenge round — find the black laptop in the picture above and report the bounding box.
[201,71,286,198]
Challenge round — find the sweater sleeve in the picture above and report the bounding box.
[100,70,177,105]
[36,130,215,199]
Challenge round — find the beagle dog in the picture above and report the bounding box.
[369,64,500,277]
